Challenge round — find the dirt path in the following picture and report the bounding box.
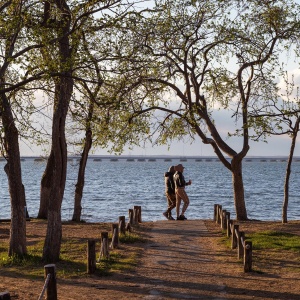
[101,219,300,300]
[130,219,229,299]
[1,219,300,299]
[74,220,300,299]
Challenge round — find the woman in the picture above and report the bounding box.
[173,164,192,220]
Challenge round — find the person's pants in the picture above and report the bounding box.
[175,188,190,217]
[165,192,176,215]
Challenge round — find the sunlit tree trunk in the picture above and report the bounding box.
[199,120,249,221]
[42,0,73,262]
[72,129,92,222]
[231,156,248,220]
[42,78,73,262]
[282,118,300,223]
[1,91,27,256]
[38,152,54,219]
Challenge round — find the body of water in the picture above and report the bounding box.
[0,157,299,222]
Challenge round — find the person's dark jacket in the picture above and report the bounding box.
[173,171,189,188]
[165,171,175,194]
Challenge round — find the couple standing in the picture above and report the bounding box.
[163,164,192,221]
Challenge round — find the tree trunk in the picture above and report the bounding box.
[195,117,249,221]
[1,92,27,256]
[72,129,92,222]
[42,0,73,262]
[38,152,54,219]
[42,77,73,262]
[282,157,291,224]
[282,118,299,223]
[231,156,248,221]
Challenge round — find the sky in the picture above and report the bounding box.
[98,128,300,157]
[20,66,300,158]
[20,110,300,158]
[20,71,300,159]
[20,133,299,157]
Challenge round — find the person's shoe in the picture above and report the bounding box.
[180,215,187,220]
[168,215,175,220]
[163,212,169,219]
[177,215,184,220]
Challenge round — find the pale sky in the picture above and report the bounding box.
[19,67,300,158]
[19,115,300,158]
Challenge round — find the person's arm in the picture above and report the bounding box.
[186,179,192,186]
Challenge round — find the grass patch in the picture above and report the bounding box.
[119,232,146,243]
[247,231,300,252]
[219,234,232,248]
[0,253,44,279]
[97,251,138,275]
[0,231,144,279]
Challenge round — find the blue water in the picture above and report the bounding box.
[0,158,299,222]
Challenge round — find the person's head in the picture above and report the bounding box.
[176,164,184,172]
[168,166,175,172]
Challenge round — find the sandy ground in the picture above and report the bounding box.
[0,219,300,299]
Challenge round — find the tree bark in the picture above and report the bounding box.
[1,92,27,256]
[282,118,299,223]
[38,152,54,219]
[42,0,73,262]
[231,156,248,221]
[72,129,92,222]
[195,109,249,221]
[42,77,73,262]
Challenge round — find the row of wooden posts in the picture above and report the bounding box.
[214,204,253,273]
[87,205,142,274]
[0,206,143,300]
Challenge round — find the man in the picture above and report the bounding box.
[173,164,192,220]
[163,166,176,220]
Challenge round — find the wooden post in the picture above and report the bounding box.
[111,223,119,249]
[226,212,230,225]
[87,240,96,274]
[44,264,57,300]
[133,206,139,224]
[221,210,227,230]
[227,219,233,238]
[217,205,222,224]
[133,205,142,223]
[213,204,218,221]
[137,205,142,222]
[101,231,109,241]
[119,216,126,234]
[231,224,239,249]
[238,231,244,260]
[99,231,109,260]
[0,292,10,300]
[128,209,134,225]
[244,241,253,272]
[125,222,132,232]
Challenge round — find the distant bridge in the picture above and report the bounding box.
[1,155,299,163]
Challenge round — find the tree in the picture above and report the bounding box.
[38,0,138,261]
[116,0,300,220]
[0,0,44,256]
[283,116,299,223]
[70,32,101,222]
[248,73,300,223]
[68,7,153,222]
